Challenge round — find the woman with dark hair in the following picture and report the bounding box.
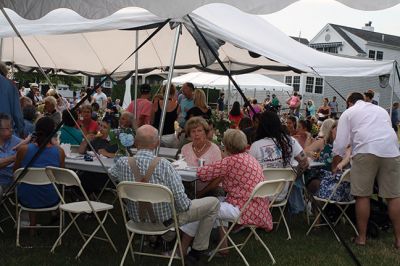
[228,101,244,129]
[293,120,313,148]
[22,104,36,138]
[14,117,65,226]
[59,109,83,145]
[285,115,297,136]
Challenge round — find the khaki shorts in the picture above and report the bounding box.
[350,154,400,198]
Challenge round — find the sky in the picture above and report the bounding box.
[262,0,400,41]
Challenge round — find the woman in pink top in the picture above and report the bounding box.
[79,104,99,137]
[181,117,222,193]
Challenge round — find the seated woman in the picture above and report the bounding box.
[180,129,272,255]
[59,109,83,145]
[14,117,65,226]
[181,117,222,194]
[78,104,99,137]
[293,120,313,148]
[249,111,308,213]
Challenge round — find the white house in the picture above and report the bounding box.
[270,24,400,113]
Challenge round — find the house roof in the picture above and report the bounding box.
[330,23,400,53]
[290,36,309,45]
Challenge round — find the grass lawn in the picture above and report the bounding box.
[1,197,400,266]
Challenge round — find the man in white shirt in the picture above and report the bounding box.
[92,86,107,110]
[333,92,400,248]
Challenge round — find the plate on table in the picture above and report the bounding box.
[66,154,84,160]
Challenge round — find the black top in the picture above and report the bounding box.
[153,101,178,135]
[186,106,212,121]
[90,138,118,153]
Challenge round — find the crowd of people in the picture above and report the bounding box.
[1,59,400,263]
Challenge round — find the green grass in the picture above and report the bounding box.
[1,201,400,266]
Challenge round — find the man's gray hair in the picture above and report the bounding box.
[135,125,159,148]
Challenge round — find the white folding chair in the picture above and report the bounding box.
[306,169,358,241]
[263,168,296,240]
[0,190,17,226]
[209,179,286,266]
[117,181,184,266]
[14,168,62,247]
[45,166,117,259]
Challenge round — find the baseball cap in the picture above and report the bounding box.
[30,83,39,88]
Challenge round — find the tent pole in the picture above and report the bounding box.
[156,23,182,155]
[227,60,231,112]
[0,38,3,61]
[134,30,139,120]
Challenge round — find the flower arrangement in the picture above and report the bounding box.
[209,110,234,144]
[109,128,135,159]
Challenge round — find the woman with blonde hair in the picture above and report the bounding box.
[151,83,179,148]
[186,89,211,120]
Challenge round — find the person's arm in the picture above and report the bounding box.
[98,148,115,158]
[196,158,227,182]
[150,99,159,125]
[304,138,324,158]
[165,163,191,212]
[333,112,350,157]
[13,145,28,172]
[0,155,16,169]
[333,146,351,173]
[294,150,309,177]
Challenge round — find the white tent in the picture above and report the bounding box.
[0,4,395,78]
[172,72,293,91]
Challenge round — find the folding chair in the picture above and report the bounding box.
[263,168,296,240]
[306,169,358,241]
[117,181,184,266]
[45,166,117,259]
[0,190,17,227]
[14,168,62,247]
[209,179,286,266]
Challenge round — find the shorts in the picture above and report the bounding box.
[350,154,400,198]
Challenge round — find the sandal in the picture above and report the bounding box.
[350,237,366,246]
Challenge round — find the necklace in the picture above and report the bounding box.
[193,141,208,154]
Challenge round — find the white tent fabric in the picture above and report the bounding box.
[172,72,293,92]
[0,4,394,78]
[2,0,400,19]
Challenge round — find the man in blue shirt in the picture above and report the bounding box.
[0,63,24,136]
[0,113,22,189]
[178,82,194,129]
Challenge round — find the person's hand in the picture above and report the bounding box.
[12,134,32,150]
[98,149,107,156]
[86,133,96,141]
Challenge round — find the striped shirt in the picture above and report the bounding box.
[109,149,191,222]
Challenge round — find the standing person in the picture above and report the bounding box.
[329,96,339,119]
[26,83,41,106]
[333,92,400,247]
[228,101,244,129]
[317,98,331,124]
[248,99,262,119]
[92,86,107,110]
[271,94,280,112]
[186,89,211,120]
[286,91,300,115]
[217,92,225,112]
[364,89,378,105]
[0,62,24,136]
[178,82,194,129]
[151,84,179,148]
[109,125,220,263]
[306,100,316,117]
[391,102,399,134]
[126,84,152,127]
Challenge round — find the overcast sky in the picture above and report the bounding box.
[262,0,400,41]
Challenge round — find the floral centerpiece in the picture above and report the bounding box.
[109,128,135,161]
[209,110,234,144]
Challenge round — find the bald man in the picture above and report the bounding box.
[109,125,219,262]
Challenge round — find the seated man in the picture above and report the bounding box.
[0,113,21,191]
[109,125,220,262]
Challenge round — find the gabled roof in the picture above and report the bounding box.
[290,36,309,45]
[329,24,366,55]
[330,23,400,52]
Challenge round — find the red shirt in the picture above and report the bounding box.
[229,113,243,129]
[127,98,152,127]
[79,119,99,135]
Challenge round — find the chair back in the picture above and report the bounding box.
[251,179,286,199]
[263,168,296,182]
[117,182,174,204]
[14,168,51,185]
[45,167,81,187]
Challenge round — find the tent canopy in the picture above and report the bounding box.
[172,72,293,92]
[2,0,400,19]
[0,4,395,78]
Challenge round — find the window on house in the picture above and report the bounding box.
[293,76,300,92]
[305,77,314,93]
[314,78,324,94]
[369,50,376,59]
[285,76,292,85]
[376,51,384,60]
